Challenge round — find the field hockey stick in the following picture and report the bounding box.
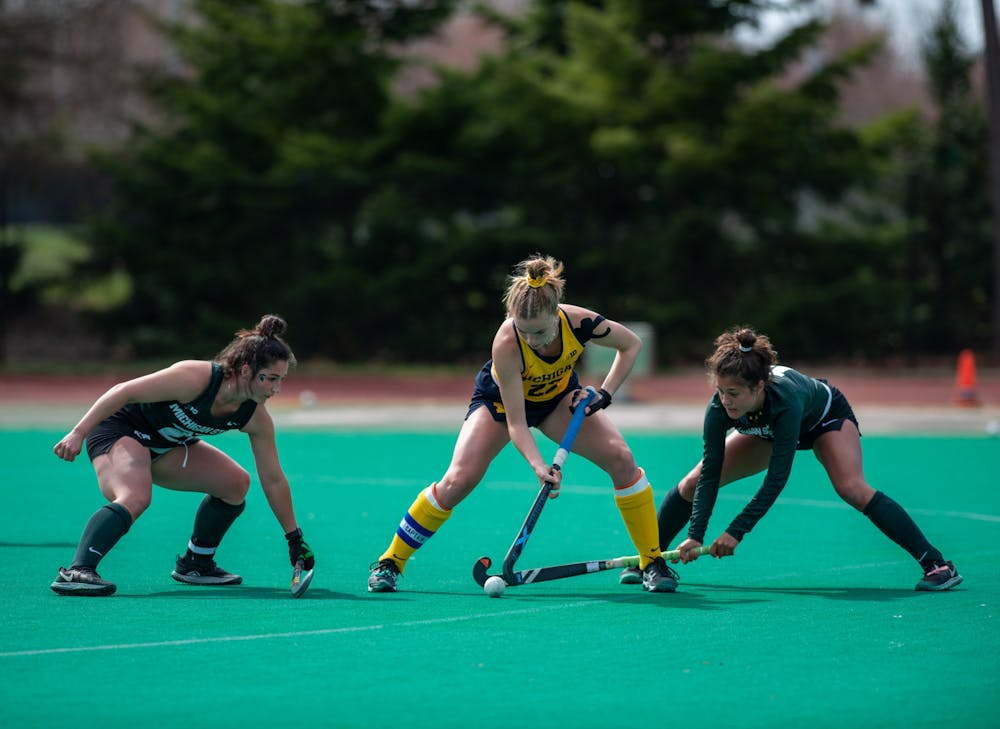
[473,387,596,587]
[473,545,712,587]
[290,559,314,598]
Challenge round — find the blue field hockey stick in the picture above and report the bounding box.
[473,387,596,587]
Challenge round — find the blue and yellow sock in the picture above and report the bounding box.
[380,485,452,572]
[614,468,661,569]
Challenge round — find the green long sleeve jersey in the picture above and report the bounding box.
[688,366,833,543]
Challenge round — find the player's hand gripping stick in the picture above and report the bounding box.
[473,387,595,587]
[286,528,315,598]
[473,546,713,587]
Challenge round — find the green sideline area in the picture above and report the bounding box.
[2,428,998,728]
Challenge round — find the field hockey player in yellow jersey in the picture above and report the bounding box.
[368,254,676,593]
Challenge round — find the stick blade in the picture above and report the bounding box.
[472,556,492,586]
[291,560,314,598]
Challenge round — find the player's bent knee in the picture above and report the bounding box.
[217,470,251,502]
[443,464,486,492]
[235,469,251,496]
[438,480,478,509]
[120,495,151,519]
[835,480,874,510]
[602,448,637,482]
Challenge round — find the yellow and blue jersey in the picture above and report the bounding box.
[490,308,587,402]
[471,307,605,426]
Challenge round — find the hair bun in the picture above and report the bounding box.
[257,314,287,339]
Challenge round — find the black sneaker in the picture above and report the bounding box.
[171,553,242,585]
[618,566,642,585]
[642,556,678,593]
[368,558,401,593]
[915,560,963,591]
[51,566,117,596]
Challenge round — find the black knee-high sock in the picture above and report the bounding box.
[71,503,133,569]
[863,490,943,568]
[657,486,694,550]
[186,496,245,556]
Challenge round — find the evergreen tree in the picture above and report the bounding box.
[84,0,455,357]
[78,0,963,363]
[904,0,992,351]
[377,0,887,360]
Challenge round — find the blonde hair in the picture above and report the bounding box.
[502,254,566,318]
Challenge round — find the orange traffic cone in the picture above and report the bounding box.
[954,349,980,407]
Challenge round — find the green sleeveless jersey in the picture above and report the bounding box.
[689,366,833,542]
[118,362,258,448]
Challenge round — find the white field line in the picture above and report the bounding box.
[480,481,1000,523]
[7,487,994,660]
[0,600,594,659]
[317,473,1000,524]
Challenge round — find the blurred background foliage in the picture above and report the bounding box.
[0,0,993,368]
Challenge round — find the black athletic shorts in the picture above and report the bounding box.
[85,411,199,462]
[466,362,579,428]
[796,384,860,451]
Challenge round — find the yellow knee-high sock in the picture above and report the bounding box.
[380,485,452,572]
[614,468,661,569]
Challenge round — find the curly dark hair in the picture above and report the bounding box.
[215,314,296,377]
[705,326,778,385]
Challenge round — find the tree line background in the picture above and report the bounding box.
[0,0,994,370]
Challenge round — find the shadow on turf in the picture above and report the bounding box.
[1,541,77,548]
[403,588,735,610]
[683,582,928,602]
[406,582,928,607]
[120,587,365,600]
[494,584,926,605]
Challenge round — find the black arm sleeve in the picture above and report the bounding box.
[687,402,730,543]
[724,408,801,540]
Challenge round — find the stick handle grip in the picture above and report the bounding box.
[608,545,712,565]
[612,545,713,566]
[550,386,596,471]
